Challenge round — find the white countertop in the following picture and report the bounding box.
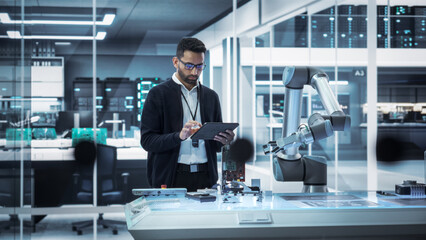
[0,138,147,161]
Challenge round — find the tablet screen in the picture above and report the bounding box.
[191,122,239,140]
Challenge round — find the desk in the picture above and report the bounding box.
[0,144,148,207]
[125,192,426,239]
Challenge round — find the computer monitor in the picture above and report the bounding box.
[55,111,95,134]
[55,111,74,134]
[79,111,94,128]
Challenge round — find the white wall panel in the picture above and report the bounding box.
[240,47,253,66]
[31,67,62,82]
[241,48,426,67]
[377,49,426,67]
[236,0,260,35]
[270,48,310,66]
[252,48,272,66]
[215,15,233,46]
[210,45,223,66]
[31,82,63,97]
[194,25,217,49]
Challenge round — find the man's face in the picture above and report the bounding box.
[173,50,205,87]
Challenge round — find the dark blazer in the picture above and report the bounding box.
[140,79,223,188]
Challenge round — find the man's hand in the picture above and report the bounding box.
[214,129,235,145]
[179,120,202,140]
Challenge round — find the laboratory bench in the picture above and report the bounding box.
[125,191,426,240]
[0,138,149,207]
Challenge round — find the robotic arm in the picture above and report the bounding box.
[263,67,350,192]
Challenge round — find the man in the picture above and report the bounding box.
[140,38,234,192]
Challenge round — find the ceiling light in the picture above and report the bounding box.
[54,42,71,46]
[0,13,115,25]
[329,81,349,86]
[7,31,107,40]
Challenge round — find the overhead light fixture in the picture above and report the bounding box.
[7,31,107,40]
[54,42,71,46]
[0,13,115,25]
[329,81,349,86]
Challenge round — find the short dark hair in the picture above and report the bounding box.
[176,38,206,58]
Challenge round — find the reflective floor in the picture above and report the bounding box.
[0,213,131,240]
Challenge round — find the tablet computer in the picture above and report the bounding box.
[191,122,239,140]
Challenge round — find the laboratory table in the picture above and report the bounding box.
[125,191,426,239]
[0,145,148,207]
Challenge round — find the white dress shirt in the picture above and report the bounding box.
[172,73,208,165]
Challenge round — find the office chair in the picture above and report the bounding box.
[71,143,129,235]
[0,168,34,233]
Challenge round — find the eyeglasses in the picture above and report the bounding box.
[177,57,206,71]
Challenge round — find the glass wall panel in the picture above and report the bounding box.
[274,15,308,47]
[337,5,367,48]
[311,6,335,48]
[254,66,271,162]
[312,5,368,49]
[378,3,426,48]
[3,0,100,237]
[389,5,426,48]
[337,16,367,48]
[237,35,254,144]
[0,1,32,238]
[336,66,367,191]
[377,17,390,48]
[376,67,426,191]
[255,32,270,48]
[262,2,371,192]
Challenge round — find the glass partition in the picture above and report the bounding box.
[237,2,375,193]
[375,0,426,192]
[254,65,272,162]
[311,6,336,48]
[274,14,308,47]
[255,32,270,48]
[376,66,426,191]
[1,0,426,238]
[334,66,367,191]
[0,1,32,238]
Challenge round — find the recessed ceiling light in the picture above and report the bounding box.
[7,31,107,40]
[329,81,349,86]
[0,13,115,25]
[55,42,72,46]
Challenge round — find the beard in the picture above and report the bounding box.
[178,69,198,86]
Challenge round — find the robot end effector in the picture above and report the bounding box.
[263,67,351,156]
[263,112,336,155]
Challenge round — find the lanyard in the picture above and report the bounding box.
[180,87,200,121]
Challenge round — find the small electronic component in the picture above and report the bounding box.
[376,191,396,196]
[222,145,245,183]
[395,180,426,197]
[132,188,187,197]
[185,192,216,202]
